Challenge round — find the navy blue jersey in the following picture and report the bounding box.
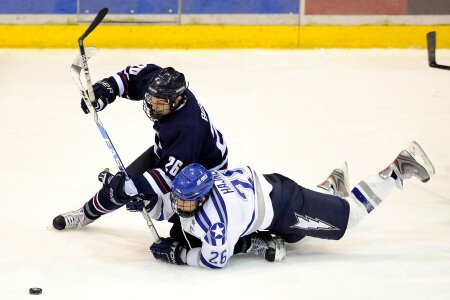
[105,64,228,197]
[107,64,162,100]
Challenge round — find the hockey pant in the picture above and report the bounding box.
[263,173,396,243]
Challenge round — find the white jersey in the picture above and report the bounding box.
[184,166,274,268]
[144,166,274,268]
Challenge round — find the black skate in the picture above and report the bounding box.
[379,141,435,188]
[246,231,286,262]
[317,162,350,197]
[53,207,94,230]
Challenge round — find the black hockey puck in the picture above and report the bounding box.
[29,287,42,295]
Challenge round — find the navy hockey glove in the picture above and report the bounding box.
[81,79,116,114]
[126,193,159,212]
[150,237,187,265]
[98,169,138,204]
[125,199,145,212]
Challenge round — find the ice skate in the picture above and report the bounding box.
[317,162,350,197]
[379,141,435,188]
[53,207,95,230]
[246,231,286,262]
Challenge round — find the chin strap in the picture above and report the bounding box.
[181,229,193,250]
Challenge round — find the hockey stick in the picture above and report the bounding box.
[70,8,161,242]
[427,31,450,71]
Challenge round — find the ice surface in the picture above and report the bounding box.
[1,49,449,300]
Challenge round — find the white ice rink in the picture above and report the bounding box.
[1,49,449,300]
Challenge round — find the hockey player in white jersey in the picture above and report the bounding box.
[101,141,435,268]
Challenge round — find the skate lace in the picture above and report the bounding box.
[63,209,86,228]
[248,236,268,256]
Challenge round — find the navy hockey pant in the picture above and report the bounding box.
[264,173,350,243]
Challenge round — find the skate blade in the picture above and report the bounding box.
[340,161,349,194]
[333,161,349,197]
[317,161,350,197]
[407,141,436,177]
[274,238,286,261]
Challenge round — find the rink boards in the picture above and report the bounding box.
[1,24,450,49]
[0,0,449,48]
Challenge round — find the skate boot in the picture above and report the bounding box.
[246,231,286,262]
[379,141,435,188]
[53,207,95,230]
[317,162,350,197]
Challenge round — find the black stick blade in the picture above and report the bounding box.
[433,64,450,70]
[78,7,109,45]
[427,31,450,71]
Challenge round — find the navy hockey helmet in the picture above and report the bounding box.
[170,163,214,218]
[143,67,188,121]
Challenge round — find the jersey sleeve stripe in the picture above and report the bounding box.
[153,169,173,187]
[140,169,171,195]
[210,191,227,225]
[118,71,129,97]
[199,208,212,227]
[149,170,171,194]
[195,209,212,234]
[142,172,165,195]
[204,232,213,245]
[212,185,229,224]
[123,67,130,80]
[112,74,125,96]
[194,213,208,233]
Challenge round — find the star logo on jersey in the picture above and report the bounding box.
[290,213,339,231]
[209,222,225,239]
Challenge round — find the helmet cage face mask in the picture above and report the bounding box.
[170,193,206,218]
[143,93,170,121]
[143,92,187,121]
[143,67,188,121]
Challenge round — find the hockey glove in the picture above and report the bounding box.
[98,169,138,204]
[81,79,117,114]
[126,193,159,212]
[125,199,145,212]
[150,237,187,265]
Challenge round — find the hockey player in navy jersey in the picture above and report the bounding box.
[111,141,433,269]
[52,64,236,248]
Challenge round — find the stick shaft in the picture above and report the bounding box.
[72,8,161,242]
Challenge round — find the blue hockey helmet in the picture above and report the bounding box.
[143,67,188,121]
[170,163,214,218]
